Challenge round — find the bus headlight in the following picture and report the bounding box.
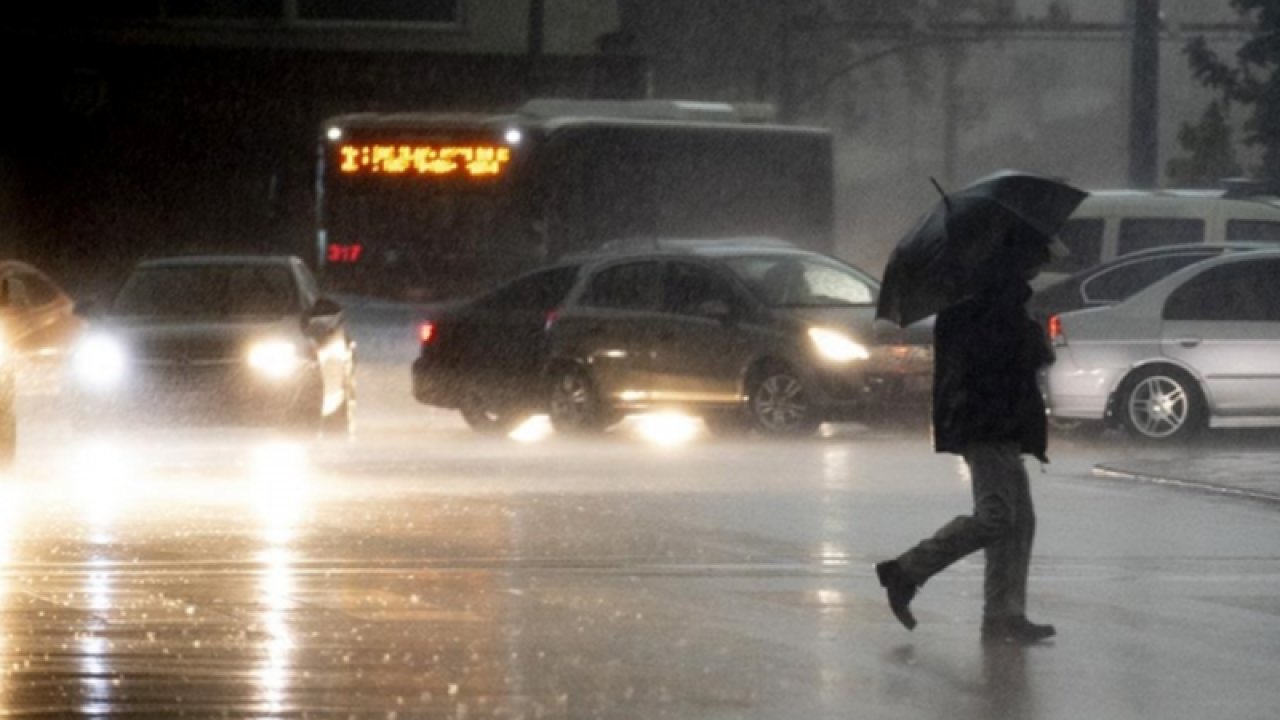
[808,327,870,363]
[73,335,128,391]
[248,339,303,380]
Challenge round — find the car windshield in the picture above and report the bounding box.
[112,264,297,319]
[723,254,877,307]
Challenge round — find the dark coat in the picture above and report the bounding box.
[931,279,1053,462]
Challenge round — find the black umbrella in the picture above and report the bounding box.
[876,170,1088,327]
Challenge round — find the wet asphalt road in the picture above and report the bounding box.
[5,358,1280,719]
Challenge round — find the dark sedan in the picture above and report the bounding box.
[412,263,582,432]
[70,256,356,432]
[1029,242,1271,326]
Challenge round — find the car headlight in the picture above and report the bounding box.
[73,334,128,391]
[808,327,870,363]
[247,339,303,380]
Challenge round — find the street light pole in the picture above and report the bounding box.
[1129,0,1161,188]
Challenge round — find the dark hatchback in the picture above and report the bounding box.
[413,240,933,435]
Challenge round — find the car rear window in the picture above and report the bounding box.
[579,261,661,311]
[478,266,580,312]
[1081,253,1216,303]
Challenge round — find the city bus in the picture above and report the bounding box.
[316,99,834,300]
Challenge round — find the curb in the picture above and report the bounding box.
[1092,464,1280,505]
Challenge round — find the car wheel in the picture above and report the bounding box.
[1117,366,1206,442]
[746,363,820,436]
[459,395,526,434]
[547,366,613,433]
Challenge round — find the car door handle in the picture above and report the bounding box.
[1176,337,1202,348]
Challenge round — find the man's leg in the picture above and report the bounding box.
[879,443,1020,629]
[975,447,1055,643]
[896,442,1020,584]
[976,445,1035,620]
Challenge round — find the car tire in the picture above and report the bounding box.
[459,395,526,435]
[547,365,613,433]
[1117,366,1206,442]
[746,363,820,436]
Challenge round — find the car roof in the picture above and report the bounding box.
[135,255,301,269]
[568,236,828,262]
[1050,241,1274,283]
[1079,188,1280,210]
[1106,247,1280,315]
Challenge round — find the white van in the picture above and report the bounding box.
[1041,187,1280,285]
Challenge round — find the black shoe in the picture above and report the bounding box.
[981,616,1056,644]
[875,560,918,630]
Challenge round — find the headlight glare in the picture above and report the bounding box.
[808,327,870,363]
[248,339,303,379]
[74,335,128,390]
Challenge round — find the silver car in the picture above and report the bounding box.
[1044,249,1280,441]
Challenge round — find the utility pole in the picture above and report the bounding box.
[1129,0,1161,188]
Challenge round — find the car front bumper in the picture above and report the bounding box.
[808,344,933,416]
[73,361,321,426]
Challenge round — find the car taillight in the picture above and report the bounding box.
[419,321,436,344]
[1047,314,1065,345]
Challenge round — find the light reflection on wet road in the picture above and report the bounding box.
[1,387,1279,718]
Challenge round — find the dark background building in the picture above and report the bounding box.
[0,1,1253,293]
[0,1,641,295]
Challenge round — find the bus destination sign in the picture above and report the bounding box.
[337,143,512,179]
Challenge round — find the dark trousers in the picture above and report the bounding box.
[895,442,1036,619]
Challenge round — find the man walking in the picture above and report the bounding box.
[875,231,1058,644]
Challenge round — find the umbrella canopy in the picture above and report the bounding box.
[876,170,1087,327]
